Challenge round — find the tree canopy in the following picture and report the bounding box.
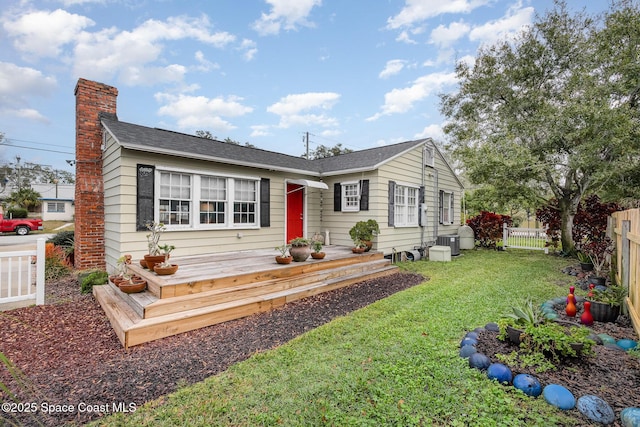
[302,143,353,160]
[440,0,640,253]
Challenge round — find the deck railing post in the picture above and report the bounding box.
[36,238,45,305]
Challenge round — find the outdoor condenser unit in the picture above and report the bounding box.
[436,234,460,256]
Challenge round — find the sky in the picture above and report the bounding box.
[0,0,609,173]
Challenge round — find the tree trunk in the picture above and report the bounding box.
[558,194,582,254]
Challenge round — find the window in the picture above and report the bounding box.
[156,170,259,229]
[47,202,65,213]
[233,179,257,224]
[200,176,226,224]
[341,182,360,212]
[424,145,435,167]
[159,172,191,225]
[393,185,419,226]
[439,190,455,225]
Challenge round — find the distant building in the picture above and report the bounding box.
[31,183,75,221]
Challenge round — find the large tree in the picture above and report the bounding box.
[440,0,640,253]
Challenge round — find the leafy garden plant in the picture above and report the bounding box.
[466,211,512,249]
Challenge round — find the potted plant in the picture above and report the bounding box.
[144,221,167,268]
[310,239,325,259]
[576,251,593,272]
[497,300,594,368]
[288,237,311,262]
[586,285,626,322]
[581,236,614,286]
[111,254,147,293]
[154,244,178,275]
[275,244,292,264]
[349,219,379,252]
[351,238,366,254]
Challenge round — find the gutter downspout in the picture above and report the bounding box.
[433,167,439,244]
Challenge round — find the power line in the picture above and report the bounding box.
[0,142,74,155]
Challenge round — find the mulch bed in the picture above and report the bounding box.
[0,272,424,426]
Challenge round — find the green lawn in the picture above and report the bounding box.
[99,250,581,426]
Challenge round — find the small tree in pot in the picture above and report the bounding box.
[349,219,379,251]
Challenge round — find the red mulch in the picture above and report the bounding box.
[0,272,425,426]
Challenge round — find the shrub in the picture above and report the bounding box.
[46,230,75,247]
[466,211,512,248]
[45,242,72,281]
[80,270,108,294]
[5,207,28,218]
[536,195,621,254]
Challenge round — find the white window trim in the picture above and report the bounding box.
[155,168,260,231]
[394,183,420,227]
[424,145,435,167]
[441,190,454,225]
[341,180,360,212]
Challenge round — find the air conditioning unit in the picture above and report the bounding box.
[436,234,460,256]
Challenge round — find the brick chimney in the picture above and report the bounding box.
[74,79,118,270]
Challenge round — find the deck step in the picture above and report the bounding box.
[95,259,398,348]
[122,263,398,348]
[140,259,392,318]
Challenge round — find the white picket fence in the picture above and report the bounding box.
[503,223,549,254]
[0,238,46,307]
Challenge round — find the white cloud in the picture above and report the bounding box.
[414,123,445,141]
[267,92,340,129]
[250,125,272,137]
[387,0,491,29]
[267,92,339,116]
[366,71,457,121]
[3,9,95,57]
[239,39,258,61]
[155,92,253,132]
[71,15,235,85]
[0,62,56,123]
[469,3,534,44]
[430,20,470,48]
[379,60,407,79]
[252,0,322,36]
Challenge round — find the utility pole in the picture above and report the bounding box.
[305,132,309,159]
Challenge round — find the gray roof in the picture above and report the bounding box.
[101,114,430,176]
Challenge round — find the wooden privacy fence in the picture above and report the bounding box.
[0,238,45,308]
[611,209,640,337]
[502,223,549,253]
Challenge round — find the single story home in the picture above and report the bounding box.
[74,79,463,272]
[32,183,75,221]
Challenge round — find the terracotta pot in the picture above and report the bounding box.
[144,254,166,269]
[289,245,311,262]
[140,259,148,269]
[154,264,179,275]
[275,255,293,264]
[363,240,373,252]
[311,252,326,259]
[119,280,147,293]
[351,247,366,254]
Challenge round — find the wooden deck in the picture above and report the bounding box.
[93,246,398,348]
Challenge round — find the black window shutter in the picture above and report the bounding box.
[334,183,342,211]
[388,181,395,226]
[450,193,455,225]
[418,185,425,226]
[260,178,270,227]
[439,190,444,224]
[359,180,369,211]
[136,164,155,231]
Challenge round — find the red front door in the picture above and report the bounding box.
[286,183,304,242]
